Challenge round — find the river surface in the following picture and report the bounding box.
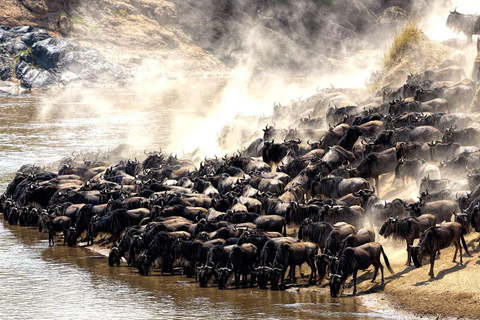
[0,85,396,319]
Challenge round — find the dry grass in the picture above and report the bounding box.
[382,20,423,70]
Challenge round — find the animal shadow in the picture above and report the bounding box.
[414,261,470,286]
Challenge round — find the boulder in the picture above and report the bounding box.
[31,38,80,70]
[20,30,51,46]
[154,3,178,25]
[0,38,28,55]
[20,0,48,17]
[0,56,13,81]
[15,61,56,88]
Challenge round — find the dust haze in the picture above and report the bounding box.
[34,0,480,161]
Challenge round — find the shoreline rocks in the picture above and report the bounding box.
[0,25,131,89]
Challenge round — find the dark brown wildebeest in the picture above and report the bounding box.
[411,222,470,278]
[298,219,334,252]
[379,214,436,265]
[217,243,258,289]
[270,241,318,290]
[40,215,72,246]
[329,242,394,297]
[329,228,375,274]
[315,223,357,284]
[255,237,296,289]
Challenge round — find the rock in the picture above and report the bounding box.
[20,0,48,15]
[0,29,15,43]
[0,38,28,55]
[46,0,66,12]
[114,2,136,14]
[31,38,80,70]
[15,61,56,88]
[58,15,71,36]
[10,26,34,35]
[0,56,14,81]
[154,3,178,25]
[20,30,51,46]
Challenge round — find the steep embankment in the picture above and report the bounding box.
[1,0,416,79]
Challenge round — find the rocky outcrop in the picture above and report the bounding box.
[0,25,130,88]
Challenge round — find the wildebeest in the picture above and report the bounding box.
[312,175,369,199]
[329,242,394,297]
[395,158,441,187]
[405,199,458,223]
[316,223,357,284]
[270,241,318,290]
[217,243,258,289]
[198,245,234,287]
[108,226,143,266]
[411,222,470,278]
[446,8,480,42]
[40,215,72,246]
[379,214,436,265]
[298,219,334,251]
[255,237,296,289]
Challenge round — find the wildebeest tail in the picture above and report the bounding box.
[460,234,471,257]
[282,219,286,237]
[381,246,395,274]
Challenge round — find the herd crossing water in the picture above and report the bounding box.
[0,85,400,319]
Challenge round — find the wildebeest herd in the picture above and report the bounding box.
[1,19,480,299]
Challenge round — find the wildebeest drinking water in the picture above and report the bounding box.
[411,222,470,278]
[329,242,394,297]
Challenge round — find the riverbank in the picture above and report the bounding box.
[84,228,479,320]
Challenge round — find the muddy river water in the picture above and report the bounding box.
[0,85,395,319]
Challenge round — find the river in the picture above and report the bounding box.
[0,85,396,319]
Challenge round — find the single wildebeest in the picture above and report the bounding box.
[89,208,150,246]
[329,242,394,297]
[395,158,441,187]
[442,126,480,146]
[256,237,296,289]
[198,245,234,287]
[312,175,369,199]
[446,8,480,43]
[298,219,334,252]
[405,199,458,224]
[270,241,318,290]
[137,231,192,276]
[217,243,258,289]
[253,215,286,236]
[40,215,72,246]
[411,222,470,278]
[347,148,397,192]
[108,226,143,267]
[379,214,436,265]
[329,228,376,274]
[316,223,357,284]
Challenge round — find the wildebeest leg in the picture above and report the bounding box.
[235,272,240,289]
[280,270,286,290]
[375,177,379,195]
[49,231,54,246]
[352,271,358,295]
[452,241,459,263]
[458,240,463,265]
[307,259,316,284]
[429,253,435,278]
[406,240,413,265]
[371,266,378,283]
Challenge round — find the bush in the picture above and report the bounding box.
[382,20,423,70]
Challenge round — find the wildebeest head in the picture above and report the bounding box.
[65,226,78,247]
[217,264,233,289]
[410,245,424,268]
[108,246,121,267]
[137,253,151,276]
[329,272,346,297]
[379,216,398,237]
